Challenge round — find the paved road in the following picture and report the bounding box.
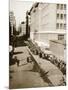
[9,47,48,89]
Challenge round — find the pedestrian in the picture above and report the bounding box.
[14,56,19,66]
[17,59,19,66]
[57,59,61,68]
[39,52,42,58]
[27,57,29,63]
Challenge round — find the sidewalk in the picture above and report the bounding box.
[27,47,64,86]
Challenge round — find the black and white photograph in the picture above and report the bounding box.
[9,0,66,89]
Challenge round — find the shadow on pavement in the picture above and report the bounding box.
[13,51,23,55]
[19,63,28,66]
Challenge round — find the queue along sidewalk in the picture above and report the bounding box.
[26,46,64,86]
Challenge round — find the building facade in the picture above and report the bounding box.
[50,40,66,62]
[30,3,66,48]
[9,11,16,35]
[18,22,26,36]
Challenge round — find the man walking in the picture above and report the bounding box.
[14,56,20,66]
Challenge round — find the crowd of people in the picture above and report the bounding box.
[27,40,66,75]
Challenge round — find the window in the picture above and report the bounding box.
[64,4,66,10]
[58,35,64,40]
[60,23,63,29]
[57,4,60,9]
[64,24,66,29]
[60,14,63,19]
[57,14,60,19]
[57,4,66,10]
[64,14,66,19]
[56,23,59,29]
[60,4,63,10]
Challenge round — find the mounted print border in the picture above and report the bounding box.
[9,0,66,89]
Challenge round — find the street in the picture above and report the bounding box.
[9,47,48,89]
